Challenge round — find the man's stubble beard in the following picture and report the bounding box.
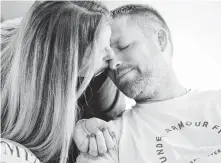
[116,70,155,100]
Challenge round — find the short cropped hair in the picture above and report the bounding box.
[111,4,171,39]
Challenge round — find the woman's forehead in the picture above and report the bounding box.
[97,23,111,44]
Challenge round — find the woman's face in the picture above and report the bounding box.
[93,23,115,76]
[80,23,115,77]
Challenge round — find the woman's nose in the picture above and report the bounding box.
[104,47,115,61]
[103,47,122,70]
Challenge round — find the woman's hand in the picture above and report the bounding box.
[73,118,116,156]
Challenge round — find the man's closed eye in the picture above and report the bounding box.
[118,44,130,51]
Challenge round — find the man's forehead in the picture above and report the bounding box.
[111,16,131,33]
[110,16,134,45]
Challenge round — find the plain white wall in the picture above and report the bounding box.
[1,1,33,21]
[1,1,221,90]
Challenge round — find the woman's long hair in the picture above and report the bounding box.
[1,1,109,163]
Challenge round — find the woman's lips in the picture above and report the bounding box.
[94,64,108,76]
[94,69,104,77]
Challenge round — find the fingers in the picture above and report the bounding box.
[73,120,89,153]
[99,121,116,138]
[83,118,117,156]
[85,118,101,133]
[78,136,89,153]
[111,132,118,152]
[95,130,107,155]
[102,128,115,151]
[100,121,116,152]
[88,134,98,156]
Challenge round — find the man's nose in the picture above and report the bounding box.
[109,57,122,70]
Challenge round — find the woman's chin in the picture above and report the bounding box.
[94,69,105,77]
[94,66,108,77]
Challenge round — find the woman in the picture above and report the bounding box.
[1,1,115,163]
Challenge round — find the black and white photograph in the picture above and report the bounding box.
[1,1,221,163]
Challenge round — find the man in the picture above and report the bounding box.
[76,4,221,163]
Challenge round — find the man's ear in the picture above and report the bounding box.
[156,28,167,52]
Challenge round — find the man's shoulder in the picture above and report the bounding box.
[192,89,221,99]
[187,89,221,108]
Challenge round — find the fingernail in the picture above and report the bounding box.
[111,132,115,138]
[109,147,115,152]
[90,152,98,157]
[99,151,104,155]
[100,149,107,155]
[101,128,107,132]
[90,133,95,138]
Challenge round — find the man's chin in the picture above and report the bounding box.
[118,78,148,100]
[118,81,140,99]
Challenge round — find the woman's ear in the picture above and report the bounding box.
[156,28,168,52]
